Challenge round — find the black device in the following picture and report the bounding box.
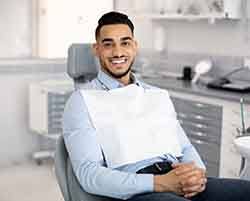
[177,66,193,81]
[207,67,250,92]
[136,161,173,175]
[182,66,193,81]
[207,77,250,92]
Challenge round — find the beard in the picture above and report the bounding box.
[101,58,134,79]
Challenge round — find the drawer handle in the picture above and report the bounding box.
[194,115,204,120]
[188,130,207,137]
[195,103,205,108]
[194,131,206,137]
[178,113,187,118]
[192,139,205,145]
[179,120,184,124]
[194,123,206,128]
[179,114,206,120]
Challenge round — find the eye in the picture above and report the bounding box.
[121,41,131,46]
[103,42,112,48]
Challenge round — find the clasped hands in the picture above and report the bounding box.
[154,162,207,198]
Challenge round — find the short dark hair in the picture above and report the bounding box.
[95,11,134,39]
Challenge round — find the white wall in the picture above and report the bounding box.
[1,0,250,58]
[0,0,32,58]
[0,61,67,167]
[0,74,40,166]
[157,20,250,56]
[37,0,113,58]
[116,0,250,57]
[0,0,114,59]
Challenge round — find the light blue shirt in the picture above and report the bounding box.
[63,70,205,200]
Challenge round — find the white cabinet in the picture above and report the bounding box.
[36,0,113,58]
[29,79,74,163]
[29,79,74,134]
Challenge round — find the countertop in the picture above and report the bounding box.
[0,58,66,73]
[141,75,250,104]
[1,58,249,103]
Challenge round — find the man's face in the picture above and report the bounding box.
[93,24,138,79]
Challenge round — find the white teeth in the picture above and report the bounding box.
[112,59,126,64]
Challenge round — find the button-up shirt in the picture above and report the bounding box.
[63,70,205,200]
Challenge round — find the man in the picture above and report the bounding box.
[63,11,250,201]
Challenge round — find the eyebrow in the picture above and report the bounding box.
[101,38,113,43]
[101,36,133,43]
[121,36,133,41]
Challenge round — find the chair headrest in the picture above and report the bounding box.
[67,43,148,85]
[67,43,99,81]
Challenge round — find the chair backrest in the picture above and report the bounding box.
[55,136,71,201]
[55,44,112,201]
[66,43,144,87]
[67,43,99,89]
[55,136,110,201]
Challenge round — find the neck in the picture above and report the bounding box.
[118,73,131,86]
[101,68,132,86]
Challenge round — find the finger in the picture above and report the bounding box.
[179,168,206,181]
[183,182,206,198]
[184,191,199,198]
[197,168,206,177]
[198,183,206,193]
[203,177,207,185]
[176,188,185,196]
[179,169,200,178]
[172,162,194,169]
[174,164,196,175]
[182,183,202,193]
[181,175,199,186]
[172,182,185,196]
[173,163,206,177]
[182,179,207,195]
[181,176,207,188]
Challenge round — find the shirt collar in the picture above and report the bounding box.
[97,70,141,90]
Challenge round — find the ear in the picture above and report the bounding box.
[91,43,99,57]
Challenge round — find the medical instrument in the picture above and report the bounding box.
[192,60,212,84]
[240,98,246,134]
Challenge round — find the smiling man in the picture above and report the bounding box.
[63,11,250,201]
[93,18,137,84]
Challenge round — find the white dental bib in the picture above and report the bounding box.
[80,84,182,168]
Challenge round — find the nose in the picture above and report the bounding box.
[112,44,123,57]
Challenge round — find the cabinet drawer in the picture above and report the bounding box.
[185,129,221,144]
[204,161,219,177]
[177,113,221,128]
[48,93,70,103]
[189,137,220,164]
[181,122,221,142]
[47,92,71,133]
[172,97,222,120]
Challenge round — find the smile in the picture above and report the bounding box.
[110,58,127,64]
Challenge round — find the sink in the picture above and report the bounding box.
[234,136,250,180]
[234,136,250,159]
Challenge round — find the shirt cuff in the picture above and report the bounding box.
[136,174,154,193]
